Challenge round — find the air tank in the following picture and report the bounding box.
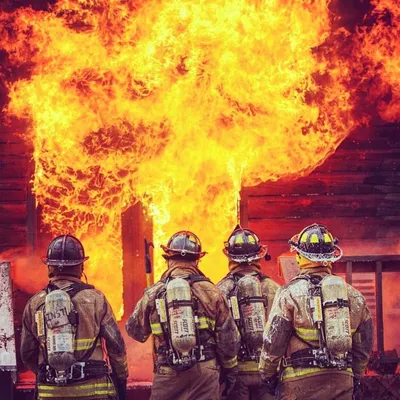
[166,278,196,356]
[45,290,75,378]
[321,275,352,357]
[237,275,266,353]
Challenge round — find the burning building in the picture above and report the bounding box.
[0,0,399,398]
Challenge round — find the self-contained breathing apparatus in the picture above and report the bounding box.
[282,274,352,371]
[284,223,352,370]
[155,274,215,371]
[35,282,109,385]
[36,234,110,386]
[227,272,267,363]
[222,226,270,363]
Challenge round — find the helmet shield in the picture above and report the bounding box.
[223,225,268,263]
[161,231,206,260]
[42,235,89,266]
[289,223,342,263]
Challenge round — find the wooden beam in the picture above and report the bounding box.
[247,194,397,219]
[249,217,400,241]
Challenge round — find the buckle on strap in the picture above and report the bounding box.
[71,362,86,380]
[282,357,290,368]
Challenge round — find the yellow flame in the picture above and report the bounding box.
[358,0,400,121]
[1,0,381,317]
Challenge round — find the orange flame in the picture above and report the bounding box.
[1,0,399,318]
[358,0,400,121]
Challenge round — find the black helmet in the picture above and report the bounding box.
[161,231,206,260]
[288,223,342,263]
[223,225,268,263]
[42,234,89,266]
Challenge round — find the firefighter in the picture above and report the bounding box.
[21,234,128,400]
[126,231,240,400]
[259,224,374,400]
[217,225,280,400]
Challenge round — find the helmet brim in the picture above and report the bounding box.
[161,245,207,260]
[42,256,89,266]
[223,245,268,263]
[289,240,343,263]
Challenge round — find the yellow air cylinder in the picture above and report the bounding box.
[321,275,352,357]
[45,290,75,377]
[166,278,196,356]
[237,275,266,353]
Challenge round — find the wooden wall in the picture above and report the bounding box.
[0,118,33,257]
[241,124,400,283]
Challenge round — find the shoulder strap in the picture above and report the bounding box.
[256,272,269,281]
[291,274,322,286]
[45,282,95,298]
[188,274,211,284]
[230,271,269,281]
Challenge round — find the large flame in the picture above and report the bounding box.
[1,0,399,318]
[358,0,400,122]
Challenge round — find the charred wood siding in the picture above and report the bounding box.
[0,121,31,254]
[242,125,400,282]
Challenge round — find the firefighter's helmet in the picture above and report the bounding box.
[161,231,206,260]
[289,223,342,263]
[223,225,269,263]
[42,234,89,266]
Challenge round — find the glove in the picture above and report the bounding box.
[353,377,361,399]
[115,378,127,400]
[261,373,279,396]
[220,367,238,399]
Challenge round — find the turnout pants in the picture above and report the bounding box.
[37,375,117,400]
[227,373,275,400]
[278,373,353,400]
[150,359,220,400]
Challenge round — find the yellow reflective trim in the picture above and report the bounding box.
[300,234,308,243]
[295,327,319,341]
[150,323,163,335]
[238,361,259,372]
[281,366,352,381]
[74,337,100,351]
[248,235,256,243]
[221,356,238,369]
[324,234,332,243]
[39,390,115,398]
[235,235,244,244]
[38,383,113,391]
[198,316,216,330]
[310,234,319,243]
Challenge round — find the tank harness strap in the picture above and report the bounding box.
[188,274,211,283]
[238,296,266,306]
[167,299,193,308]
[292,274,323,285]
[323,299,350,308]
[282,348,352,369]
[229,271,269,282]
[187,275,211,363]
[38,360,110,383]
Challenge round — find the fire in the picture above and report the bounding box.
[358,0,400,122]
[0,0,399,319]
